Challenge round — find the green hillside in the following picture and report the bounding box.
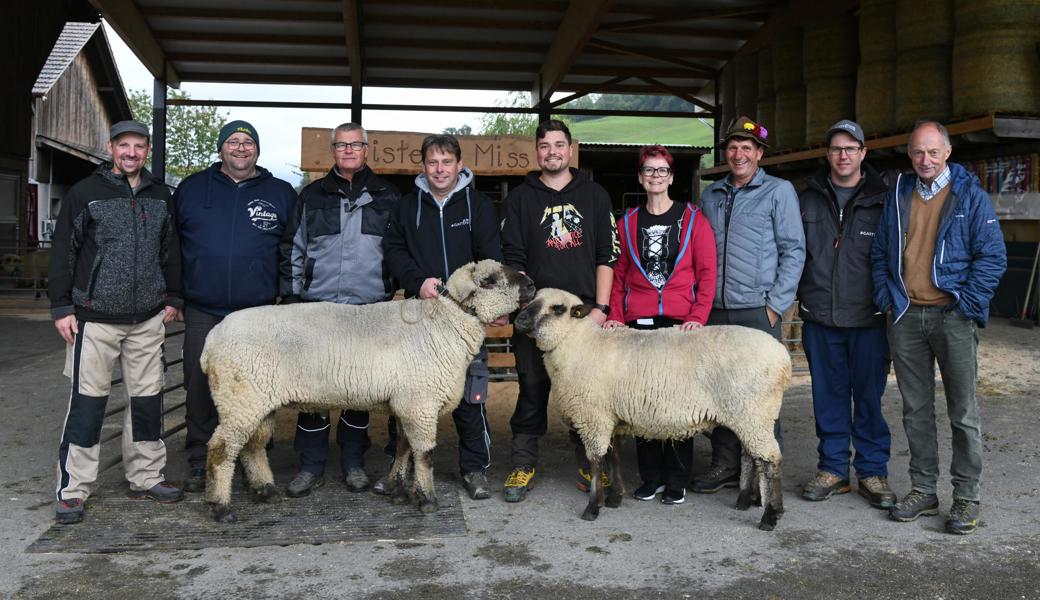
[567,116,715,147]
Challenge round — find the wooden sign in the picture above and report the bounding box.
[300,128,579,176]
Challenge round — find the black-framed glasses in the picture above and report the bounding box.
[827,146,863,156]
[332,141,368,151]
[639,166,672,177]
[224,139,255,149]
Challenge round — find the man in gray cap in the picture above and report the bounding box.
[797,119,896,509]
[173,119,297,492]
[48,120,184,524]
[694,116,805,494]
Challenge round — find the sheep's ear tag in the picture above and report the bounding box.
[572,304,591,319]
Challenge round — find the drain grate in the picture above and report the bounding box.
[28,478,467,553]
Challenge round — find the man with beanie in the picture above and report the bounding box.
[797,119,896,509]
[281,122,400,497]
[694,116,804,494]
[49,120,184,524]
[174,119,298,492]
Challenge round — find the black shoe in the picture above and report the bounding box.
[343,468,370,493]
[945,499,980,535]
[888,490,939,522]
[286,471,325,497]
[462,472,491,500]
[127,481,184,504]
[183,468,206,493]
[661,487,686,505]
[690,464,740,494]
[633,482,665,501]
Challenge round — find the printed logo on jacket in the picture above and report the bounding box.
[246,199,279,231]
[541,203,584,250]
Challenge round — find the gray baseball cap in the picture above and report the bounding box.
[825,119,865,145]
[110,120,150,140]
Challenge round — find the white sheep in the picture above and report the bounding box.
[200,259,535,522]
[514,288,791,530]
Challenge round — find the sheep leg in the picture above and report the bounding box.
[413,449,438,514]
[205,423,247,523]
[581,454,605,521]
[603,437,624,509]
[388,423,414,505]
[758,458,784,532]
[241,415,280,504]
[735,452,760,511]
[397,414,440,513]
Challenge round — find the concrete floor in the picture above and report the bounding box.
[1,307,1038,599]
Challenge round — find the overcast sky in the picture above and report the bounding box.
[104,22,511,184]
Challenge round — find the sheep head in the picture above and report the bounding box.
[444,259,536,325]
[514,288,592,351]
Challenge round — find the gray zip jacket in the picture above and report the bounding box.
[699,168,805,315]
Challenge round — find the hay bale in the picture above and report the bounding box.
[859,0,897,63]
[772,28,804,91]
[954,0,1040,32]
[757,48,774,100]
[734,53,758,119]
[895,45,952,128]
[775,86,807,149]
[896,0,953,52]
[803,15,859,82]
[953,28,1040,116]
[856,60,896,135]
[806,77,856,143]
[757,97,776,133]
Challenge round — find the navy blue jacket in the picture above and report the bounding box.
[870,162,1006,326]
[174,163,297,316]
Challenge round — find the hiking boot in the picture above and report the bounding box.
[633,481,665,501]
[462,472,491,500]
[858,476,897,509]
[286,471,325,498]
[127,481,184,504]
[801,471,851,501]
[661,487,686,505]
[344,468,370,493]
[690,464,740,494]
[945,499,981,535]
[183,467,206,493]
[503,467,535,503]
[888,490,939,522]
[576,468,611,493]
[55,498,84,525]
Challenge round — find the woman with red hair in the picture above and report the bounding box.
[604,144,717,505]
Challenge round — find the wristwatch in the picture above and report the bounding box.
[593,303,610,313]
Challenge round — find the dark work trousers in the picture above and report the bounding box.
[183,304,224,470]
[509,331,553,468]
[629,317,694,490]
[294,410,392,475]
[381,399,493,476]
[704,307,784,470]
[802,320,891,480]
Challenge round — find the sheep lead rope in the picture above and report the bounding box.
[435,283,477,316]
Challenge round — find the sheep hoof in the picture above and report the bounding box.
[735,491,754,511]
[391,492,411,505]
[758,505,782,531]
[581,506,600,521]
[418,500,439,514]
[252,484,281,504]
[210,504,236,524]
[604,494,622,509]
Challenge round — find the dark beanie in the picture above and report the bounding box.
[217,120,259,151]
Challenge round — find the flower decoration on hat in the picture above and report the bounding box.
[743,120,769,143]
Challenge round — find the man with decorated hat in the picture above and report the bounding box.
[693,116,805,494]
[173,119,298,492]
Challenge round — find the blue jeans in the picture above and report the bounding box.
[889,305,981,501]
[802,321,891,480]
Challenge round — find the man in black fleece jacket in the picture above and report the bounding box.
[382,133,503,499]
[499,120,619,502]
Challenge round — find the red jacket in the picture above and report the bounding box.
[608,203,717,325]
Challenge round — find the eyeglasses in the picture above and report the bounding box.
[224,139,255,149]
[639,166,672,177]
[332,141,368,151]
[827,146,863,156]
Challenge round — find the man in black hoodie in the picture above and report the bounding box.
[500,120,619,503]
[797,120,896,510]
[383,133,503,499]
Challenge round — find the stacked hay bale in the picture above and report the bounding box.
[894,0,954,128]
[772,28,806,148]
[756,48,776,134]
[856,0,897,135]
[952,0,1040,116]
[803,15,859,142]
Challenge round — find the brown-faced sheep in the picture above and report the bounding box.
[514,288,791,531]
[201,260,535,522]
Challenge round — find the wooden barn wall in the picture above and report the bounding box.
[37,53,113,158]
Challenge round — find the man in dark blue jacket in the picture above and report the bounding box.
[871,120,1006,535]
[797,120,895,510]
[174,120,298,492]
[383,133,503,499]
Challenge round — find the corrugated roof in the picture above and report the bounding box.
[32,22,100,96]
